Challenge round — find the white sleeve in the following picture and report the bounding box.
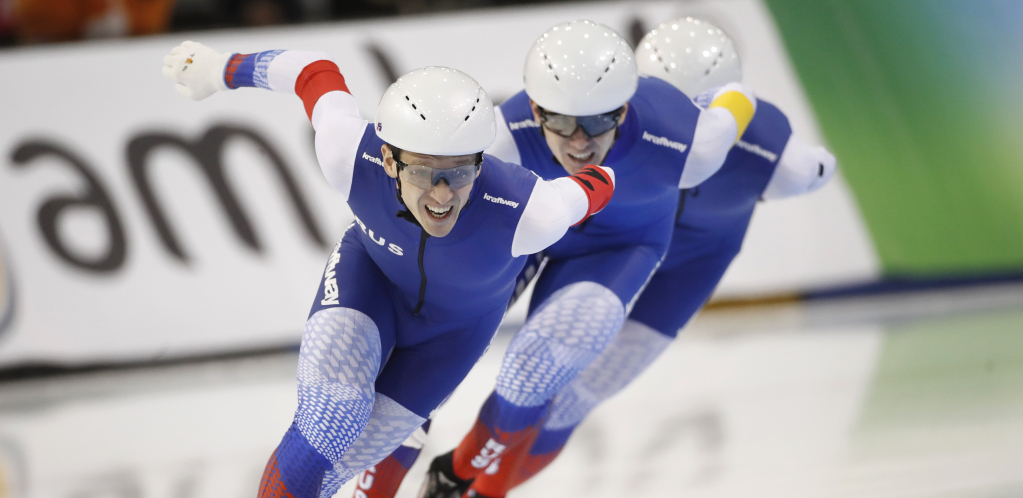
[762,134,836,200]
[311,93,368,201]
[486,107,522,165]
[510,169,614,257]
[679,83,757,189]
[265,51,368,201]
[265,50,333,94]
[680,107,737,188]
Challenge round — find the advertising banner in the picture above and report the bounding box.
[0,0,877,367]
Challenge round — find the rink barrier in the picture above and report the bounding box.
[804,271,1023,301]
[0,342,300,382]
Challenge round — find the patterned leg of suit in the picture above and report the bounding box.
[319,394,426,497]
[450,282,625,482]
[351,252,548,498]
[468,319,672,497]
[349,420,430,498]
[259,307,383,498]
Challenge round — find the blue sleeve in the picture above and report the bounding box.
[224,50,285,89]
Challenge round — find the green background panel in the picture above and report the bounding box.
[764,0,1023,275]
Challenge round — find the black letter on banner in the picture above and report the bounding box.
[127,124,327,263]
[627,17,648,50]
[364,42,400,87]
[10,141,128,272]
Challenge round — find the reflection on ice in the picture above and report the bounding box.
[1,286,1022,498]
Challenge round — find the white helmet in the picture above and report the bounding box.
[636,17,742,97]
[376,67,496,156]
[524,20,638,116]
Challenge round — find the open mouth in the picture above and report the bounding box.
[567,151,595,163]
[425,205,453,220]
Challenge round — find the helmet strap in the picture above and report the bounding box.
[395,182,423,226]
[389,144,423,227]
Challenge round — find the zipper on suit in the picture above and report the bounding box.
[413,229,430,316]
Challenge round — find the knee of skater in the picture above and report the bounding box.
[293,307,385,464]
[565,319,673,398]
[321,395,427,492]
[525,282,625,352]
[299,307,383,398]
[293,378,375,465]
[544,382,598,430]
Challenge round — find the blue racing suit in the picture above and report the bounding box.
[631,98,791,337]
[443,77,758,484]
[353,77,759,497]
[211,49,614,498]
[511,99,836,495]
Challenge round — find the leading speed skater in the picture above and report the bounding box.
[162,40,615,497]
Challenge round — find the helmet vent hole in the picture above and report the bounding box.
[405,95,410,100]
[420,114,426,120]
[464,116,469,121]
[412,103,417,109]
[604,66,610,73]
[476,98,480,103]
[596,76,602,83]
[704,69,711,75]
[611,57,616,63]
[472,106,476,111]
[554,74,560,81]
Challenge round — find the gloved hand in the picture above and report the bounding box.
[162,41,232,100]
[807,145,837,192]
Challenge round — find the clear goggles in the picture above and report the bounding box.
[395,155,482,191]
[538,106,625,138]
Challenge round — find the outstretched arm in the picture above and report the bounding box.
[762,134,836,200]
[511,165,615,257]
[162,42,367,200]
[680,83,757,188]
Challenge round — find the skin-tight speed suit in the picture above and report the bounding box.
[354,75,757,498]
[216,50,614,498]
[470,98,837,497]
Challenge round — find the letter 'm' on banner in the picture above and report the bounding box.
[127,124,328,263]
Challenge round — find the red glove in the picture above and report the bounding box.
[567,165,615,226]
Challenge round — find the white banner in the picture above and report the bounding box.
[0,0,878,366]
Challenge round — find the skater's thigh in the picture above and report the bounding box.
[308,228,399,365]
[528,244,664,315]
[375,305,505,418]
[628,251,733,339]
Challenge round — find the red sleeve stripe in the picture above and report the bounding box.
[224,53,249,89]
[294,60,351,121]
[568,165,614,226]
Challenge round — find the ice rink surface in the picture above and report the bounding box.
[1,284,1022,498]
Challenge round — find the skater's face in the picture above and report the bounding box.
[530,100,628,175]
[382,145,479,237]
